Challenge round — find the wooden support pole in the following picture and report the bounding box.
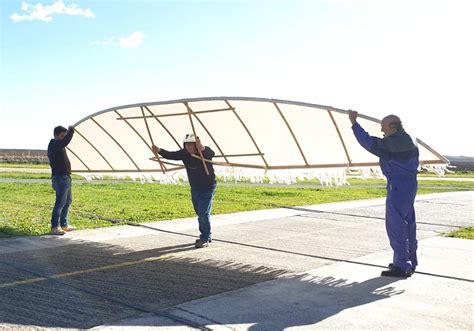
[141,106,166,174]
[274,102,309,166]
[184,102,209,175]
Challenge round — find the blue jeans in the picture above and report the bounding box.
[191,187,216,242]
[51,175,72,228]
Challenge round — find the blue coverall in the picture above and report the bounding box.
[352,122,419,272]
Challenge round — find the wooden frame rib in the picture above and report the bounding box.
[90,118,141,171]
[72,168,181,173]
[143,106,181,149]
[149,158,182,167]
[184,102,209,175]
[74,128,114,170]
[191,112,229,163]
[225,100,269,169]
[117,107,235,120]
[115,110,167,173]
[141,107,166,174]
[327,110,352,166]
[274,102,309,165]
[214,153,264,158]
[188,153,382,170]
[115,110,154,150]
[417,139,450,163]
[190,154,267,169]
[66,147,90,171]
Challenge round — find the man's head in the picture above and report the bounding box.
[183,133,197,154]
[53,126,67,140]
[381,115,403,137]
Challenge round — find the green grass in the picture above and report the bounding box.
[0,172,85,180]
[0,182,467,238]
[418,170,474,178]
[445,226,474,240]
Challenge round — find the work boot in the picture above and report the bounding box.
[195,238,212,244]
[389,263,416,273]
[61,225,76,232]
[194,240,209,248]
[381,266,412,278]
[51,227,66,236]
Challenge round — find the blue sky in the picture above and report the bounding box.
[1,0,473,155]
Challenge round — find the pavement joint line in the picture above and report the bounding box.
[294,211,467,229]
[172,307,237,331]
[416,200,471,206]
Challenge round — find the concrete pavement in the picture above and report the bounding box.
[0,191,472,330]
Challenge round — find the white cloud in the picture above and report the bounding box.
[10,1,95,23]
[91,32,145,49]
[119,32,145,49]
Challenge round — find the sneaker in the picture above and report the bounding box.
[194,240,209,248]
[381,266,412,278]
[61,225,76,232]
[51,227,66,236]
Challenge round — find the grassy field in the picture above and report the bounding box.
[446,227,474,240]
[0,164,471,239]
[418,170,474,178]
[0,181,468,238]
[0,172,85,180]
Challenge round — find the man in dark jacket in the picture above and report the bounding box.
[47,125,76,235]
[152,134,216,248]
[349,111,419,277]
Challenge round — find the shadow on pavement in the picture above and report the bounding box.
[0,237,287,329]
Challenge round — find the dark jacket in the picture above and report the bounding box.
[159,147,216,189]
[352,122,419,180]
[47,128,74,176]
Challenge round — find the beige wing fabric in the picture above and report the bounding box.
[67,97,448,177]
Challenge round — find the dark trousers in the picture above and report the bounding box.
[191,187,216,242]
[51,175,72,228]
[385,179,418,272]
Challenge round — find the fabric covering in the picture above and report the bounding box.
[66,97,448,181]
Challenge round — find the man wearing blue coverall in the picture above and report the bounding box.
[349,110,419,277]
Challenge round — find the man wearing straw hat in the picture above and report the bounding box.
[152,134,216,248]
[349,111,419,278]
